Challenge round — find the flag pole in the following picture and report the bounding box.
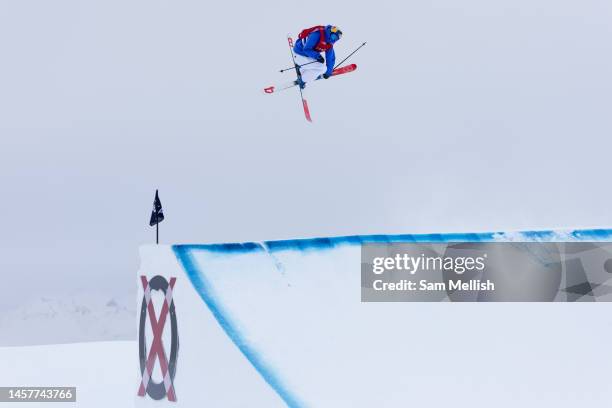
[150,189,164,245]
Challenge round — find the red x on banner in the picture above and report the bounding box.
[138,276,177,401]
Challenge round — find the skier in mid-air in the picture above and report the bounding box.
[293,25,343,89]
[263,24,363,121]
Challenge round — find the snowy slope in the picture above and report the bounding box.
[136,228,612,407]
[0,341,134,407]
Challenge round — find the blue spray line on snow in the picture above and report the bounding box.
[172,245,305,408]
[178,228,612,255]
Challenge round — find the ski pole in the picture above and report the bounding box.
[279,60,319,73]
[334,42,367,69]
[280,41,367,72]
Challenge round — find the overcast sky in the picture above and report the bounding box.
[1,0,611,311]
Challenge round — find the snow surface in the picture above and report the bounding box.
[0,341,134,407]
[155,229,612,407]
[1,230,610,408]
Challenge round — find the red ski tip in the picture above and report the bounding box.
[302,99,312,122]
[332,63,357,76]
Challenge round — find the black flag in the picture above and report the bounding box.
[149,190,165,226]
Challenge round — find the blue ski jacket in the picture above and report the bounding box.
[294,26,336,76]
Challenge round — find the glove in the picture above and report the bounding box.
[316,55,325,63]
[323,73,331,79]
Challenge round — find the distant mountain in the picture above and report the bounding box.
[0,293,135,346]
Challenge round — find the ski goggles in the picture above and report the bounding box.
[330,27,343,42]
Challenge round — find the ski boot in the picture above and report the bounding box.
[296,77,306,90]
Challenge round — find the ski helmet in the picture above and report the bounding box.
[329,26,343,42]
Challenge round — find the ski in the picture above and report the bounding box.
[263,64,357,94]
[302,99,312,122]
[286,36,312,122]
